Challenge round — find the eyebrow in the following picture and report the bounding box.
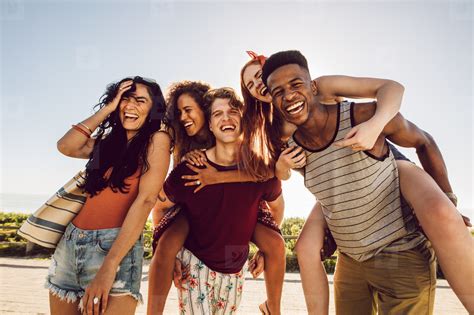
[270,77,302,94]
[135,96,149,101]
[246,69,262,90]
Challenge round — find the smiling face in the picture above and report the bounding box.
[242,63,272,103]
[119,83,153,139]
[177,93,206,137]
[266,64,316,126]
[208,98,242,144]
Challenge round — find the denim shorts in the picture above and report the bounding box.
[45,223,144,304]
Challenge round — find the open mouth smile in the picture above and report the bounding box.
[284,101,304,115]
[124,112,139,122]
[183,121,194,129]
[220,124,237,132]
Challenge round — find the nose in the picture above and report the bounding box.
[283,90,296,102]
[124,97,138,108]
[180,111,188,122]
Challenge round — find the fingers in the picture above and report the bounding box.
[288,146,303,158]
[280,146,295,155]
[117,80,133,96]
[185,163,201,173]
[333,137,357,148]
[101,294,108,315]
[182,174,199,181]
[193,184,204,193]
[93,294,100,315]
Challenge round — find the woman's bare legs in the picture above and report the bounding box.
[50,294,137,315]
[397,160,474,312]
[294,202,329,315]
[147,213,189,315]
[49,294,81,315]
[252,223,286,315]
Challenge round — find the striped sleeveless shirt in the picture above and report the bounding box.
[289,101,424,261]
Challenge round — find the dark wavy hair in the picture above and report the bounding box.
[165,81,213,165]
[240,60,286,180]
[82,76,166,196]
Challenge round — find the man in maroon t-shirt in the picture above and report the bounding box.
[154,88,283,314]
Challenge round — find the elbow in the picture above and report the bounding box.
[388,80,405,93]
[415,131,435,154]
[57,139,73,156]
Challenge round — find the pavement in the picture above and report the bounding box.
[0,257,468,314]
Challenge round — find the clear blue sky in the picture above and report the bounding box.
[1,0,472,217]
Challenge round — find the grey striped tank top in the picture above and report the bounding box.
[289,101,424,261]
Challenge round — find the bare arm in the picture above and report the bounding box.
[151,190,176,227]
[182,161,275,193]
[315,75,405,150]
[82,131,171,312]
[57,80,133,159]
[266,195,285,227]
[382,113,453,193]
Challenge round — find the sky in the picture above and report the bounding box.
[0,0,473,218]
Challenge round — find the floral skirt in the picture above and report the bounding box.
[176,247,246,315]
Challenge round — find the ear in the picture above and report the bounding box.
[311,80,318,96]
[208,121,213,132]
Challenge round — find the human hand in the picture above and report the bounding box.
[103,80,134,114]
[182,149,207,167]
[276,146,306,171]
[333,119,383,151]
[248,250,265,279]
[173,258,190,290]
[182,161,219,193]
[81,265,116,315]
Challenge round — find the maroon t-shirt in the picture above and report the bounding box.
[164,159,282,274]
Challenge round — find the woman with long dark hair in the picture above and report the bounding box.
[46,76,171,315]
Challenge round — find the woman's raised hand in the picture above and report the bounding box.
[103,80,134,114]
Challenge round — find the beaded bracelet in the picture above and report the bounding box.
[71,125,91,138]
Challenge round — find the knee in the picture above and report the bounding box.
[419,195,460,225]
[295,237,321,262]
[153,237,180,262]
[259,232,286,257]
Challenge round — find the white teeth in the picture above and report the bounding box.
[125,113,139,119]
[260,87,268,95]
[184,122,193,128]
[285,101,304,114]
[221,125,236,131]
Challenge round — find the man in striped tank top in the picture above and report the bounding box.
[261,50,454,314]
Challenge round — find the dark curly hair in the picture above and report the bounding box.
[82,76,166,196]
[165,81,213,165]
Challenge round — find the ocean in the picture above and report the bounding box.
[0,193,51,214]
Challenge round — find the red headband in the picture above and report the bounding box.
[246,50,267,66]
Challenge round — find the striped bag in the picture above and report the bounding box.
[17,171,87,248]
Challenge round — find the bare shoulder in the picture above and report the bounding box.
[352,101,377,125]
[149,131,172,153]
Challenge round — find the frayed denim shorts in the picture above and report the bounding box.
[45,223,144,304]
